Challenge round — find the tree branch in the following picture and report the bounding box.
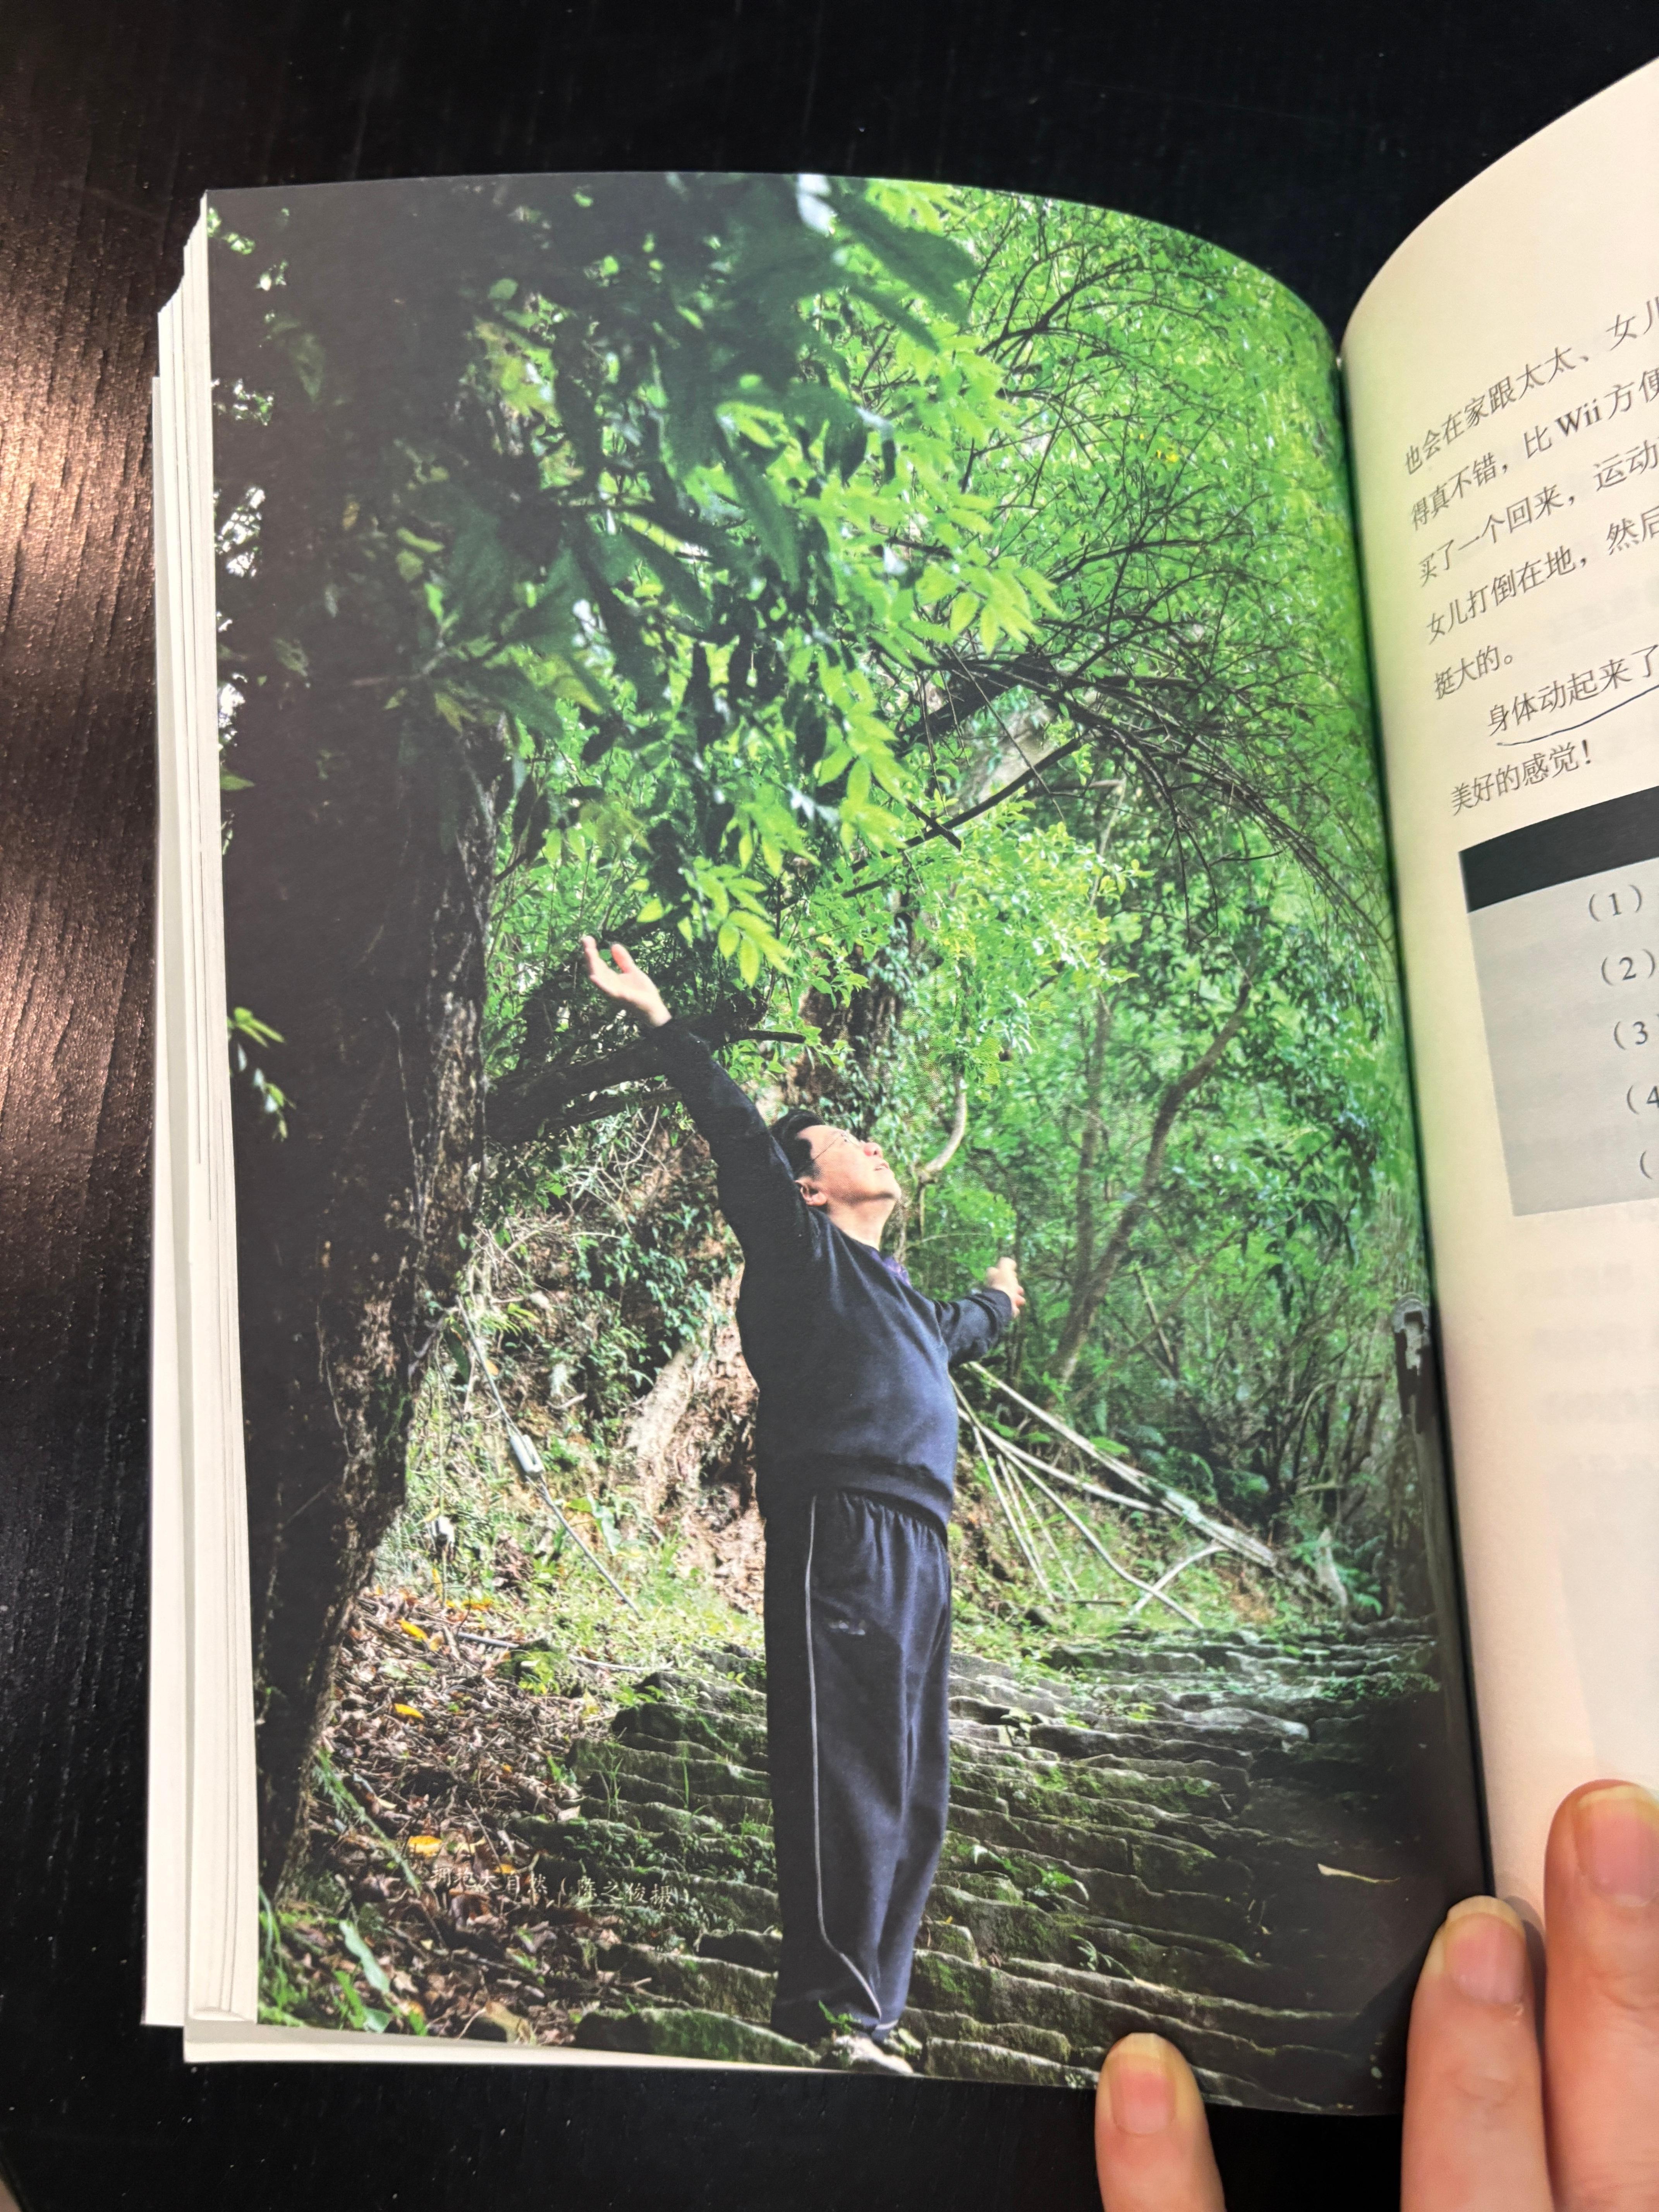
[917,1072,969,1183]
[486,996,772,1147]
[1051,969,1255,1384]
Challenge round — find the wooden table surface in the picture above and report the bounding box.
[0,3,1650,2204]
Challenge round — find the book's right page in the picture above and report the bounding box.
[1345,57,1659,1913]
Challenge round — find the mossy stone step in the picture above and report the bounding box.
[951,1719,1020,1747]
[610,1943,775,2024]
[924,2038,1076,2088]
[936,1865,1025,1903]
[582,1770,684,1815]
[576,1742,771,1802]
[926,1886,1109,1969]
[920,1920,977,1961]
[903,2008,1072,2063]
[992,1772,1233,1848]
[686,1795,769,1830]
[630,1801,729,1841]
[1064,1917,1314,2010]
[941,1780,1009,1815]
[938,1831,1256,1955]
[951,1742,1063,1777]
[1000,1955,1345,2052]
[907,1950,1367,2106]
[534,1629,1441,2112]
[573,2006,814,2068]
[947,1801,1256,1901]
[673,1875,780,1928]
[1028,1725,1253,1791]
[1010,1757,1232,1816]
[638,1666,767,1711]
[697,1927,782,1972]
[615,1700,769,1765]
[947,1667,1075,1722]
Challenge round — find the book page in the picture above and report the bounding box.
[165,169,1480,2109]
[144,721,185,2028]
[153,220,261,2025]
[1345,58,1659,1915]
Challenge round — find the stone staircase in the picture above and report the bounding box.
[534,1623,1462,2112]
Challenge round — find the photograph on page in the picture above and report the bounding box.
[187,171,1480,2106]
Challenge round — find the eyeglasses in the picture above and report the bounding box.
[805,1127,860,1169]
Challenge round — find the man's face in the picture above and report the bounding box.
[797,1122,903,1209]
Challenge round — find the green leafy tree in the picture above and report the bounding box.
[211,172,1045,1880]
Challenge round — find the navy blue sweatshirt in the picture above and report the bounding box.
[652,1020,1012,1532]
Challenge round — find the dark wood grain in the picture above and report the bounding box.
[0,3,1650,2203]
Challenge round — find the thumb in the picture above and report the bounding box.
[611,943,639,975]
[1096,2036,1224,2212]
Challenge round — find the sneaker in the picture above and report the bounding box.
[822,2032,914,2076]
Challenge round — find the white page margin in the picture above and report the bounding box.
[1345,58,1659,1912]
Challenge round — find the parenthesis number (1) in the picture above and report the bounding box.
[1590,885,1647,921]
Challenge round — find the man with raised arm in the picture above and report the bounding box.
[581,936,1024,2069]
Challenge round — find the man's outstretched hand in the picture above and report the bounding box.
[581,936,671,1029]
[985,1257,1025,1313]
[1091,1778,1659,2212]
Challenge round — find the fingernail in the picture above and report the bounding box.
[1573,1783,1659,1905]
[1104,2033,1180,2135]
[1442,1897,1527,2004]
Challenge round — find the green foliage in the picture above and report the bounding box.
[227,1006,291,1136]
[213,173,1048,1003]
[213,173,1432,1595]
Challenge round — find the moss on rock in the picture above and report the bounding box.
[574,2006,815,2068]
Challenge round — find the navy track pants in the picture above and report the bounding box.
[762,1488,952,2045]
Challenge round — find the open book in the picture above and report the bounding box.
[149,61,1659,2114]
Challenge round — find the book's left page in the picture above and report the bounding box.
[151,218,261,2026]
[161,171,1479,2105]
[144,547,185,2026]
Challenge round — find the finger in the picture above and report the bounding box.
[580,933,607,977]
[610,942,639,975]
[1543,1780,1659,2208]
[1095,2035,1223,2212]
[1400,1898,1548,2212]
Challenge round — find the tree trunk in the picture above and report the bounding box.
[1051,975,1253,1390]
[225,677,494,1891]
[206,186,531,1887]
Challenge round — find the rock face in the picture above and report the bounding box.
[547,1625,1475,2112]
